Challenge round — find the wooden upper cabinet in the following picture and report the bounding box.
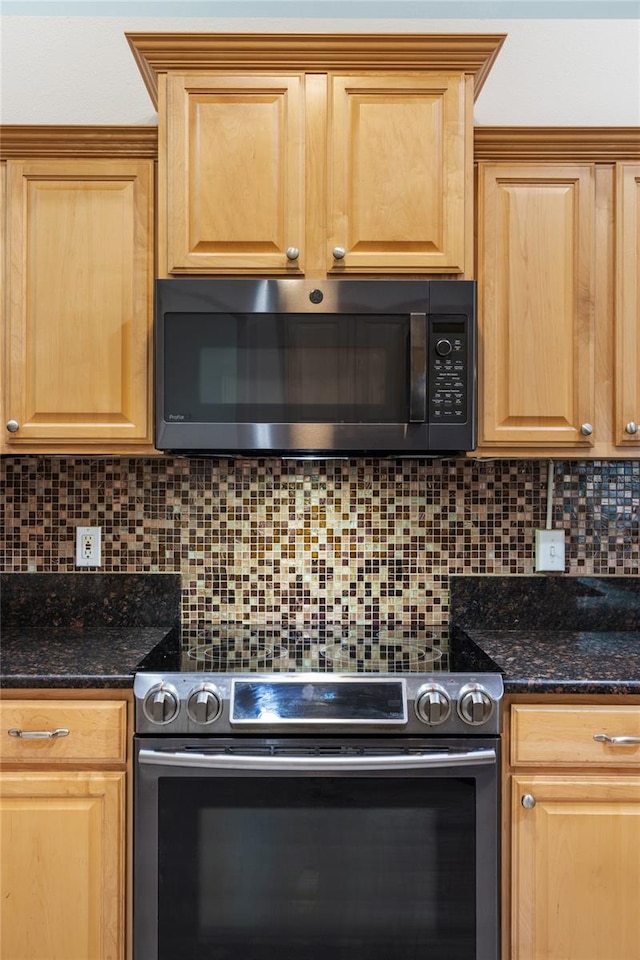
[130,32,506,279]
[161,70,472,277]
[4,158,154,450]
[164,73,305,274]
[615,163,640,449]
[327,73,470,274]
[477,163,596,447]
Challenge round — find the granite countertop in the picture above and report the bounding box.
[451,627,640,695]
[0,625,176,689]
[0,573,181,690]
[450,575,640,696]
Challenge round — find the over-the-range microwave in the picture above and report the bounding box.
[155,278,477,458]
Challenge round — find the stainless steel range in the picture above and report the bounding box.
[133,625,503,960]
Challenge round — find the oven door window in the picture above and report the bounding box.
[163,312,409,424]
[156,775,476,960]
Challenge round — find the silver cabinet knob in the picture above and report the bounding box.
[286,246,299,261]
[332,246,346,260]
[580,423,593,436]
[521,794,536,810]
[625,421,638,435]
[6,420,19,433]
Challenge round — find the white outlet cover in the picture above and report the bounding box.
[75,526,102,567]
[534,529,565,573]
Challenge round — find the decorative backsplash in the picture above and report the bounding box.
[1,457,638,626]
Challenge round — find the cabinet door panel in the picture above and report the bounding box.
[5,159,153,447]
[478,164,595,446]
[165,73,304,273]
[0,771,125,960]
[328,73,470,274]
[512,775,640,960]
[615,163,640,448]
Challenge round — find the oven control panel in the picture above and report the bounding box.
[134,673,503,736]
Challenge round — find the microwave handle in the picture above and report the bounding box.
[409,313,427,422]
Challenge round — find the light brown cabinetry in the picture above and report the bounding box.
[1,129,155,454]
[0,696,128,960]
[127,32,506,280]
[507,701,640,960]
[162,70,471,277]
[475,132,640,458]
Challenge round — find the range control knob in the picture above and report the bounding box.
[143,683,179,725]
[415,684,452,726]
[186,684,222,725]
[457,684,495,726]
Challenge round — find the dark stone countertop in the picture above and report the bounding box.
[1,573,181,689]
[0,626,176,689]
[450,626,640,695]
[450,575,640,696]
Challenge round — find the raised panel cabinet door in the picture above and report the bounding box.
[477,164,596,447]
[4,159,154,447]
[0,771,125,960]
[511,775,640,960]
[615,163,640,448]
[328,73,471,275]
[164,73,305,274]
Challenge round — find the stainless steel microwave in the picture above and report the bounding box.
[154,278,477,457]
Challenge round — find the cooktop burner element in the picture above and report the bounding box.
[321,638,442,671]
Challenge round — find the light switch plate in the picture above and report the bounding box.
[535,529,565,572]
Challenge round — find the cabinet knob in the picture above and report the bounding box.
[580,423,593,436]
[521,794,536,810]
[286,246,300,261]
[6,419,19,433]
[625,421,638,436]
[332,246,346,260]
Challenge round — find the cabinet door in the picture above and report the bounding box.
[478,164,595,447]
[164,73,304,274]
[4,159,154,449]
[328,73,471,275]
[0,771,125,960]
[512,775,640,960]
[615,163,640,448]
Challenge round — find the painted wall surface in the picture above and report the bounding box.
[1,9,639,125]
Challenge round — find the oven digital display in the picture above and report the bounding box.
[231,679,407,724]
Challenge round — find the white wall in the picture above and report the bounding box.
[1,14,639,126]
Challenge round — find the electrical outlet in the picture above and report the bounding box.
[535,529,565,573]
[76,527,101,567]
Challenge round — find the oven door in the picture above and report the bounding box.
[134,736,499,960]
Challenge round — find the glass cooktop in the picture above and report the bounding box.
[137,623,459,675]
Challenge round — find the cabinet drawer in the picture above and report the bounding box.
[511,704,640,767]
[0,700,127,764]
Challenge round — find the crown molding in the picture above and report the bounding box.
[474,127,640,161]
[125,32,507,109]
[0,126,158,160]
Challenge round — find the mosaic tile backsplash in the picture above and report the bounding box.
[1,457,638,626]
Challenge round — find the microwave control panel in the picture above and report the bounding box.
[428,317,468,423]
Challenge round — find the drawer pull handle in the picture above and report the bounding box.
[521,794,536,809]
[593,733,640,745]
[8,727,70,740]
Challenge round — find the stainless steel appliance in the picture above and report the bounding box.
[155,279,476,456]
[133,626,502,960]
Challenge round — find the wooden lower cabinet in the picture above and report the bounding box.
[0,695,129,960]
[0,771,125,960]
[507,701,640,960]
[511,774,640,960]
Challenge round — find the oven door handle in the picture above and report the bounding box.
[138,746,496,771]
